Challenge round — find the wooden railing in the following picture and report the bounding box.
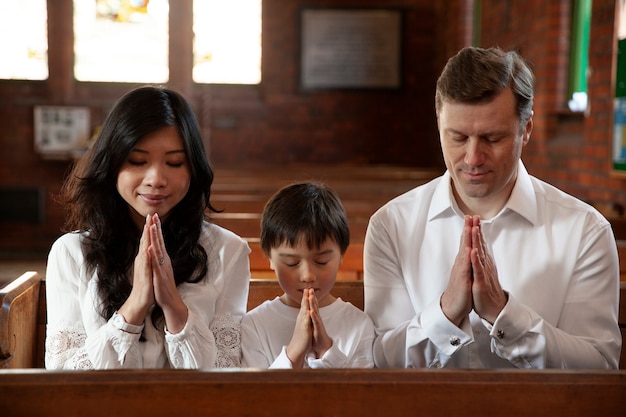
[0,368,625,416]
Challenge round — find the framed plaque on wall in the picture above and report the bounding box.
[300,8,402,90]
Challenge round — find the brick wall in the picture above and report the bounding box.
[479,0,626,214]
[0,0,624,255]
[209,0,441,167]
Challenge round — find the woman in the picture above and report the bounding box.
[45,86,250,369]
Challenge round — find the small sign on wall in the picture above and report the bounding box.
[300,9,402,90]
[34,106,90,158]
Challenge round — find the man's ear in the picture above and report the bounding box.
[522,111,533,146]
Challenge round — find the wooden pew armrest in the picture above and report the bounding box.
[0,271,41,367]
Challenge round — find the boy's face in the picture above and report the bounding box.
[268,237,342,308]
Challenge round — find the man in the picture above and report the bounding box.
[363,46,621,369]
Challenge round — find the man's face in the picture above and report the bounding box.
[438,87,532,215]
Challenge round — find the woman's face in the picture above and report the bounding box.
[116,126,191,228]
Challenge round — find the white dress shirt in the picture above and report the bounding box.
[45,222,251,369]
[364,161,621,369]
[241,296,375,368]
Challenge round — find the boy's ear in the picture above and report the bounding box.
[268,258,276,271]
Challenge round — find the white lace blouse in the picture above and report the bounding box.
[45,222,251,370]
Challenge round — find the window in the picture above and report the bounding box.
[192,0,262,84]
[0,0,48,80]
[3,1,262,85]
[73,0,169,83]
[613,0,626,171]
[568,0,591,112]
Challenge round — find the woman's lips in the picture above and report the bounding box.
[141,194,167,205]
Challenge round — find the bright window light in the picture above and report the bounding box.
[0,0,48,80]
[193,0,261,84]
[74,0,169,83]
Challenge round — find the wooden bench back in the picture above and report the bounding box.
[0,271,43,368]
[1,272,624,369]
[0,275,363,369]
[248,240,364,280]
[248,279,363,311]
[1,368,625,416]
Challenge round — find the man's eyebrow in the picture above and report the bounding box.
[445,127,509,137]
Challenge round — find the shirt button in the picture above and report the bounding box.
[449,336,461,346]
[497,329,506,339]
[433,361,442,368]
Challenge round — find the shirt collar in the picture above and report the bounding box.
[504,161,537,225]
[428,160,537,225]
[428,170,457,220]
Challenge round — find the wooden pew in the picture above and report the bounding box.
[211,164,441,197]
[621,281,626,370]
[0,271,42,369]
[212,193,391,217]
[213,163,441,181]
[211,212,371,241]
[0,277,363,369]
[248,279,363,311]
[0,368,624,416]
[617,240,626,281]
[209,164,440,242]
[248,240,364,281]
[610,217,626,240]
[1,274,624,370]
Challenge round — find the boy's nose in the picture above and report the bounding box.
[300,263,316,282]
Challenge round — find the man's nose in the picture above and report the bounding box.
[464,138,485,167]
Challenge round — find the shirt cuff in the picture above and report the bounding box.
[307,344,348,368]
[164,310,194,341]
[485,293,533,346]
[417,295,473,356]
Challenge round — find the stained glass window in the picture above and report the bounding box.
[74,0,169,83]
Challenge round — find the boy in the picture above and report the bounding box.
[241,182,374,368]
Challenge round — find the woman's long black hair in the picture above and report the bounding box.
[59,86,216,327]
